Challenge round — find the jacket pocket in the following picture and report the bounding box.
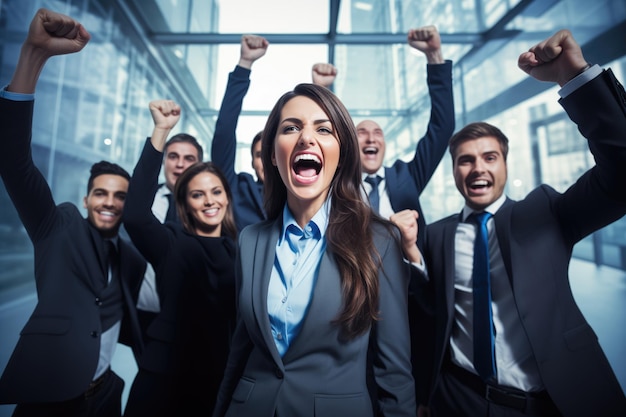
[314,392,370,417]
[232,376,255,403]
[563,323,597,351]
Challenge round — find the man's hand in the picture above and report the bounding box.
[311,63,338,88]
[9,8,90,94]
[26,8,90,58]
[407,25,443,64]
[149,99,181,130]
[518,29,588,87]
[389,209,421,264]
[149,100,181,151]
[239,35,269,69]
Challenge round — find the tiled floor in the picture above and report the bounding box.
[0,258,624,416]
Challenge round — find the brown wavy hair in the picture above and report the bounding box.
[261,83,381,339]
[174,161,237,241]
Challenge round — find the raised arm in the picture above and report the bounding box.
[211,35,269,181]
[9,8,90,94]
[0,8,90,241]
[123,100,181,265]
[404,25,454,192]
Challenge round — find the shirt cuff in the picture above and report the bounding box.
[0,85,34,101]
[558,64,602,98]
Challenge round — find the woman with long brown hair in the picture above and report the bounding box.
[214,84,416,417]
[123,100,237,416]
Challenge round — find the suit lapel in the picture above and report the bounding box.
[86,220,107,291]
[251,220,283,367]
[443,216,459,322]
[494,198,515,285]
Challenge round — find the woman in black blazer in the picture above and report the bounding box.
[123,100,238,417]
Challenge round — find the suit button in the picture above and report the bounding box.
[95,297,103,306]
[275,368,283,379]
[91,331,99,338]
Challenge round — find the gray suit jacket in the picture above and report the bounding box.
[214,217,416,417]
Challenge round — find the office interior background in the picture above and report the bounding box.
[0,0,625,413]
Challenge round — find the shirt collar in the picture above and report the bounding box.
[461,193,506,222]
[361,166,385,182]
[279,199,330,245]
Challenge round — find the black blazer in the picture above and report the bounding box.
[420,69,626,416]
[0,98,146,404]
[124,139,237,402]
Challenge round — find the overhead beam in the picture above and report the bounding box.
[149,32,484,45]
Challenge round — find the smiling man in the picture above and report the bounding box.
[418,29,626,417]
[356,25,454,251]
[0,8,146,416]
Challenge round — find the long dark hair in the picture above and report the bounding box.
[261,83,380,339]
[174,161,237,240]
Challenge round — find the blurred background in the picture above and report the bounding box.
[0,0,625,414]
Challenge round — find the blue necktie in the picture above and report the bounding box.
[365,175,382,214]
[470,211,496,381]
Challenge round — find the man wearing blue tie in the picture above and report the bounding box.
[410,29,626,416]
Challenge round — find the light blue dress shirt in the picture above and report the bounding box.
[267,200,329,357]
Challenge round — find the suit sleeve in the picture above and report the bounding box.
[405,61,455,191]
[123,138,174,266]
[0,98,58,242]
[210,65,252,189]
[372,226,417,416]
[555,68,626,242]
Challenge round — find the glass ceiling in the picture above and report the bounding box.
[116,0,625,159]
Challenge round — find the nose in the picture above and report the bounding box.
[204,194,214,206]
[103,195,115,207]
[298,127,315,146]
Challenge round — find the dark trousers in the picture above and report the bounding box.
[432,364,562,417]
[12,369,124,417]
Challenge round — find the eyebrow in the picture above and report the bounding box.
[280,117,331,125]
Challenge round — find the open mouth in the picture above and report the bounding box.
[293,154,322,178]
[98,210,117,221]
[363,146,378,155]
[468,179,491,190]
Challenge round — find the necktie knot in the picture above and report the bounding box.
[468,211,492,227]
[365,175,382,188]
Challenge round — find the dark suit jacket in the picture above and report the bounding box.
[211,65,266,232]
[420,69,626,416]
[0,98,146,404]
[385,61,454,251]
[213,218,416,417]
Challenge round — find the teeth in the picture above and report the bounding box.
[471,180,488,186]
[100,211,115,217]
[204,208,218,215]
[364,147,377,154]
[295,154,321,163]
